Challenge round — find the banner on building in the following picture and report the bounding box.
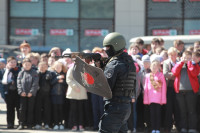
[15,29,39,35]
[189,30,200,35]
[84,29,109,37]
[152,0,177,2]
[15,0,39,2]
[50,0,73,2]
[152,29,177,36]
[189,0,200,2]
[50,29,74,36]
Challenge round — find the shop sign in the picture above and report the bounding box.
[85,29,109,36]
[15,29,39,35]
[152,29,177,36]
[189,0,200,1]
[50,0,73,2]
[15,0,39,2]
[50,29,74,36]
[152,0,177,2]
[189,30,200,35]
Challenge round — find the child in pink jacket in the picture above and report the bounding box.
[143,60,167,133]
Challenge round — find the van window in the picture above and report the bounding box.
[129,35,200,50]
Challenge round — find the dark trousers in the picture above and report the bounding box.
[150,103,161,131]
[69,99,84,127]
[91,94,104,129]
[176,91,198,129]
[52,104,64,125]
[19,96,35,126]
[99,101,131,133]
[35,92,51,125]
[136,93,145,130]
[144,105,151,130]
[127,103,133,130]
[164,86,180,131]
[64,98,70,128]
[5,90,20,126]
[83,93,93,127]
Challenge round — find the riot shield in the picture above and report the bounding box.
[72,56,112,99]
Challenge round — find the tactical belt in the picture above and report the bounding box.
[111,97,131,103]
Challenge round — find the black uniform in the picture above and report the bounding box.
[35,70,52,126]
[99,52,136,133]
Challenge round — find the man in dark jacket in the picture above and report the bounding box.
[99,32,136,133]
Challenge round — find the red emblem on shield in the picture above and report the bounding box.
[83,72,94,85]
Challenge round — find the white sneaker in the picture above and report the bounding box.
[59,125,64,130]
[53,125,59,130]
[35,124,41,130]
[44,124,50,129]
[133,128,137,132]
[127,130,132,133]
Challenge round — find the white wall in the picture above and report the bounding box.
[0,0,7,45]
[115,0,145,47]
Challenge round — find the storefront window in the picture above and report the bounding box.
[9,19,43,46]
[10,0,43,17]
[46,0,79,18]
[184,0,200,18]
[184,20,200,35]
[45,19,78,51]
[80,0,114,19]
[147,0,182,18]
[80,20,113,51]
[147,19,182,35]
[9,0,115,51]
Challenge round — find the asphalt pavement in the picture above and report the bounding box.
[0,97,97,133]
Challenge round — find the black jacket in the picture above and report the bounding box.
[3,67,20,94]
[104,52,136,99]
[51,71,67,96]
[37,70,53,93]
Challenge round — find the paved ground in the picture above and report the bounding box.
[0,97,97,133]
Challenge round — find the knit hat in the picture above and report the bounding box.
[150,54,163,63]
[0,58,6,64]
[142,55,150,62]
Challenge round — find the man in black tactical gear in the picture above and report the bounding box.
[99,32,136,133]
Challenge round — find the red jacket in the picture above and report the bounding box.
[171,61,199,93]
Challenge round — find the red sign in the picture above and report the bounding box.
[152,29,177,36]
[50,0,73,2]
[15,0,39,2]
[15,29,39,35]
[50,29,73,36]
[85,29,109,36]
[189,30,200,35]
[153,0,177,2]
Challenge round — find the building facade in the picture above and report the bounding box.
[0,0,199,52]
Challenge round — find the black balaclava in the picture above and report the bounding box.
[105,45,116,57]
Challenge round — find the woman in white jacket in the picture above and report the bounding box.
[66,65,87,131]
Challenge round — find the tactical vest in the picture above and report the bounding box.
[113,71,136,97]
[111,54,136,98]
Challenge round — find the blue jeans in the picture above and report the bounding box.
[99,101,131,133]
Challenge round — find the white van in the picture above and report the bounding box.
[129,35,200,49]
